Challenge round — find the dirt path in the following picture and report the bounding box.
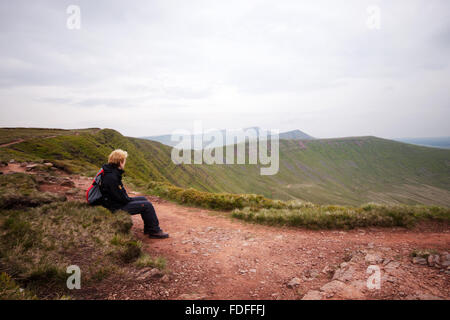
[0,135,64,148]
[2,163,449,300]
[0,139,25,148]
[130,200,449,300]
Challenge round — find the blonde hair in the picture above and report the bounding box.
[108,149,128,166]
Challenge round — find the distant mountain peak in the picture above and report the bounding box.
[142,127,315,148]
[279,129,315,140]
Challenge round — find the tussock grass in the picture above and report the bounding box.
[411,248,439,259]
[135,254,167,270]
[0,202,142,299]
[0,272,37,300]
[231,203,450,229]
[147,181,294,210]
[118,241,142,263]
[148,181,450,229]
[0,173,66,209]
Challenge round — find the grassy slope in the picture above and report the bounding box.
[173,137,450,206]
[1,128,449,206]
[0,172,167,299]
[0,128,100,145]
[0,129,168,184]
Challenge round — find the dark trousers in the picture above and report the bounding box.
[120,196,161,233]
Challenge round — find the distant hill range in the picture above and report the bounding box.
[394,137,450,149]
[141,128,315,149]
[1,127,449,206]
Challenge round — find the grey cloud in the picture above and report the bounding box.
[0,0,449,138]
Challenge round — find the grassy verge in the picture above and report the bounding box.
[135,254,167,270]
[0,272,37,300]
[0,169,172,299]
[0,173,66,209]
[147,181,450,229]
[411,248,439,259]
[0,172,161,299]
[0,201,144,299]
[147,181,295,210]
[231,203,450,229]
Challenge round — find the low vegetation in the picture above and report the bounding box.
[147,181,292,210]
[147,181,450,229]
[135,254,167,270]
[0,201,145,299]
[231,203,450,229]
[0,166,174,299]
[411,248,439,259]
[0,128,169,183]
[0,172,155,299]
[0,127,100,146]
[0,173,66,209]
[0,272,37,300]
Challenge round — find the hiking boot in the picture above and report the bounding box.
[147,230,169,239]
[143,228,158,235]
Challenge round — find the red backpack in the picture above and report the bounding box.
[86,168,104,204]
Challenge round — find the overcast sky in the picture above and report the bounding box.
[0,0,449,138]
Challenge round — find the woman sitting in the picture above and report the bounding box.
[99,149,169,239]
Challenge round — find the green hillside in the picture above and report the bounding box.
[0,127,100,145]
[192,137,450,206]
[0,128,449,206]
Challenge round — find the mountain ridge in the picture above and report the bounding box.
[141,127,315,149]
[1,127,449,206]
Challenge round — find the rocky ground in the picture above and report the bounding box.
[1,160,449,300]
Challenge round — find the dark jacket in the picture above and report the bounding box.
[99,163,131,211]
